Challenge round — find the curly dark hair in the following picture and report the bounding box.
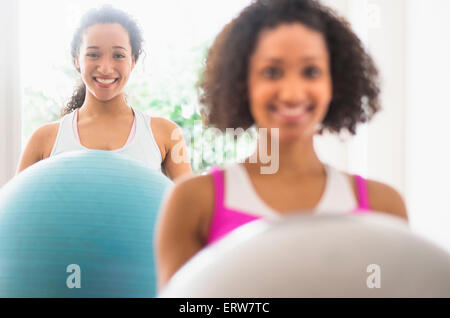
[61,5,144,116]
[199,0,380,135]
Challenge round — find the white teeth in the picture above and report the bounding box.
[278,107,305,117]
[96,78,116,84]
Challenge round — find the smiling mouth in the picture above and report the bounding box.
[269,104,315,121]
[279,106,313,117]
[94,77,119,86]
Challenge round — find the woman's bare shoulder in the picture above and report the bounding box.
[170,173,214,210]
[346,172,408,221]
[16,121,60,173]
[37,121,60,158]
[161,172,216,245]
[150,116,179,134]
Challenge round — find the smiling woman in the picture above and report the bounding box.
[16,5,192,181]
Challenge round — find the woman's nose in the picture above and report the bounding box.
[97,57,114,75]
[278,76,308,105]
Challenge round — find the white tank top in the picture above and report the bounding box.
[50,108,162,171]
[224,164,357,218]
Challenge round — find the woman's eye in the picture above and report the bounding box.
[262,66,283,79]
[114,54,125,59]
[303,66,322,78]
[87,53,99,58]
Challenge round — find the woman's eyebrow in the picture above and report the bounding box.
[300,56,321,61]
[86,46,127,51]
[112,46,127,51]
[261,55,323,63]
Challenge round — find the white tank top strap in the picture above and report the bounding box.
[49,111,83,157]
[223,163,358,217]
[135,109,162,161]
[124,108,162,171]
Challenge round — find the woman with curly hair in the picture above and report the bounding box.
[156,0,408,289]
[17,5,191,180]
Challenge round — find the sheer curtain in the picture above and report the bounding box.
[0,0,21,188]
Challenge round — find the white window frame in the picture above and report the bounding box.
[0,0,21,188]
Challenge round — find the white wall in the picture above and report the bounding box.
[406,0,450,251]
[366,0,408,195]
[316,0,408,197]
[0,0,21,188]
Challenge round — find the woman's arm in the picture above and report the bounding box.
[155,174,214,291]
[150,117,192,181]
[16,123,58,174]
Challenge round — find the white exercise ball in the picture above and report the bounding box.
[160,212,450,297]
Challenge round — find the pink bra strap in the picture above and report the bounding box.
[124,116,137,145]
[354,174,370,211]
[210,166,224,211]
[73,109,80,142]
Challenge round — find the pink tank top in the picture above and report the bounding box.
[206,166,370,245]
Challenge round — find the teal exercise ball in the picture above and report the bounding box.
[0,150,172,297]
